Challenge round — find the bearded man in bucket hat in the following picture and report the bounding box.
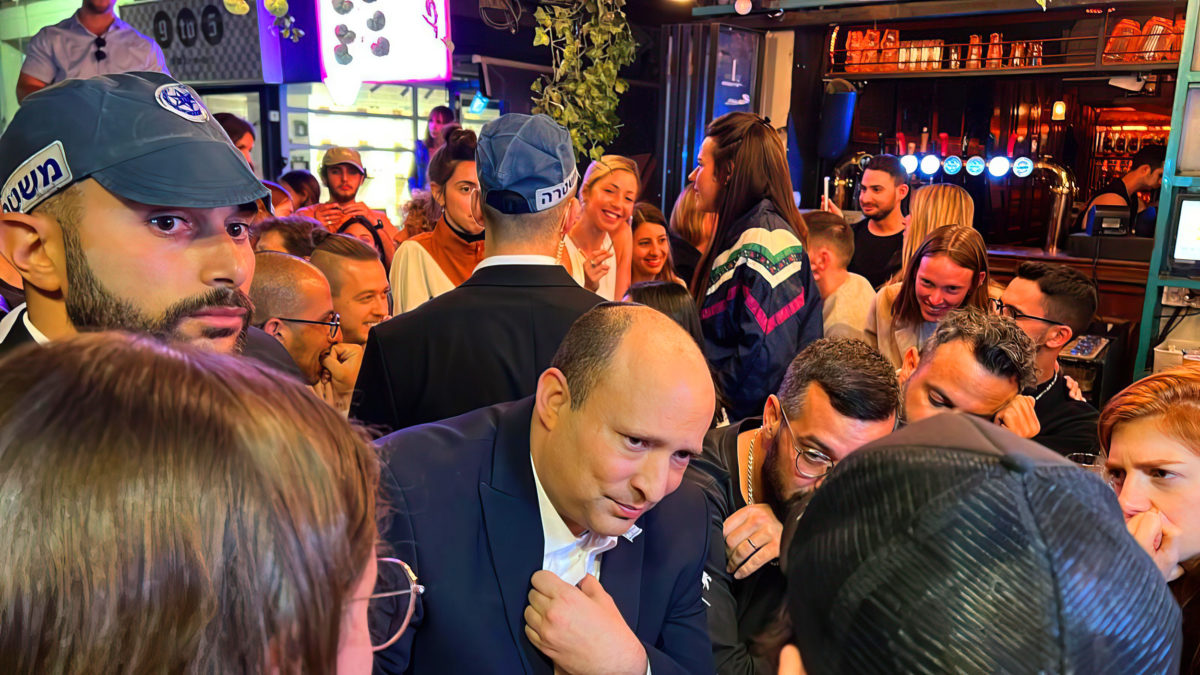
[0,71,269,356]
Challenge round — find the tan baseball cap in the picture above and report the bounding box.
[321,146,365,174]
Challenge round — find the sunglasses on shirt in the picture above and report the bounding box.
[94,36,107,62]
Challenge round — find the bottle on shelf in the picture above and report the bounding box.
[986,33,1004,68]
[967,35,983,69]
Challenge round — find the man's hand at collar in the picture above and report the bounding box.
[525,571,648,675]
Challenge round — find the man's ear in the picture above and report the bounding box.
[471,189,484,227]
[533,366,571,433]
[761,394,782,443]
[896,182,910,201]
[899,346,920,384]
[1046,324,1074,351]
[0,210,65,294]
[262,318,287,343]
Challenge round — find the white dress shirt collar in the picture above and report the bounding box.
[474,254,558,272]
[531,453,625,585]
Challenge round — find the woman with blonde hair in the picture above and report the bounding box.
[561,155,639,300]
[896,183,975,280]
[1100,363,1200,672]
[669,184,718,283]
[0,333,404,675]
[866,224,990,367]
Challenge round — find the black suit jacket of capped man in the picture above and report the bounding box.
[351,262,602,433]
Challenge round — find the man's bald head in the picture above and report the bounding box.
[249,251,330,326]
[550,303,714,410]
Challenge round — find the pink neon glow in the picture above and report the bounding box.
[316,0,451,85]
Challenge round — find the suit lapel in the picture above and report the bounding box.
[599,527,645,633]
[479,398,553,675]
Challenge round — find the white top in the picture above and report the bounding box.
[389,240,456,315]
[821,272,876,342]
[21,13,169,85]
[563,233,616,301]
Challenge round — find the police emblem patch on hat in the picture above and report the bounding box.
[2,141,73,214]
[154,84,209,123]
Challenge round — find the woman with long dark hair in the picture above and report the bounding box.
[689,112,822,421]
[390,128,483,313]
[409,106,456,192]
[630,202,685,286]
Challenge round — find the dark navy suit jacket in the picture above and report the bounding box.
[375,397,715,675]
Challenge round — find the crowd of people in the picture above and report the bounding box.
[1,67,1198,675]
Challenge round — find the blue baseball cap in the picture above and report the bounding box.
[476,113,578,215]
[1,71,268,215]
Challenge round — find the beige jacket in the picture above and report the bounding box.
[864,283,921,369]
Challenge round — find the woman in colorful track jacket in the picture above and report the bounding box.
[688,112,823,421]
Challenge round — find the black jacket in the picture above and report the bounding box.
[686,417,785,675]
[351,263,602,433]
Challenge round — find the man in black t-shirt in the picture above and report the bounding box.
[686,338,898,674]
[1077,145,1164,236]
[825,154,909,289]
[996,262,1100,456]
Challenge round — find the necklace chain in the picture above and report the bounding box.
[747,433,755,505]
[1034,368,1059,403]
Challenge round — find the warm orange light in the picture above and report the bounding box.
[1051,100,1067,120]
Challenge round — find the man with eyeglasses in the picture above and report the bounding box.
[995,262,1101,455]
[687,337,899,675]
[249,251,361,413]
[16,0,168,103]
[898,309,1038,430]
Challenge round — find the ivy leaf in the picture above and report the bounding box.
[529,0,637,160]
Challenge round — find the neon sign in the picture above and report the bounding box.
[318,0,451,104]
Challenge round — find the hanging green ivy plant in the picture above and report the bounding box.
[531,0,637,161]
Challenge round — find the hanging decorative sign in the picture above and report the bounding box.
[318,0,450,104]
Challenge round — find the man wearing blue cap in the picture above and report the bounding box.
[351,113,602,431]
[0,72,268,356]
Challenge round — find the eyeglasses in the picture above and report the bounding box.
[277,312,340,339]
[93,36,107,62]
[991,298,1060,327]
[361,557,425,652]
[778,403,835,480]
